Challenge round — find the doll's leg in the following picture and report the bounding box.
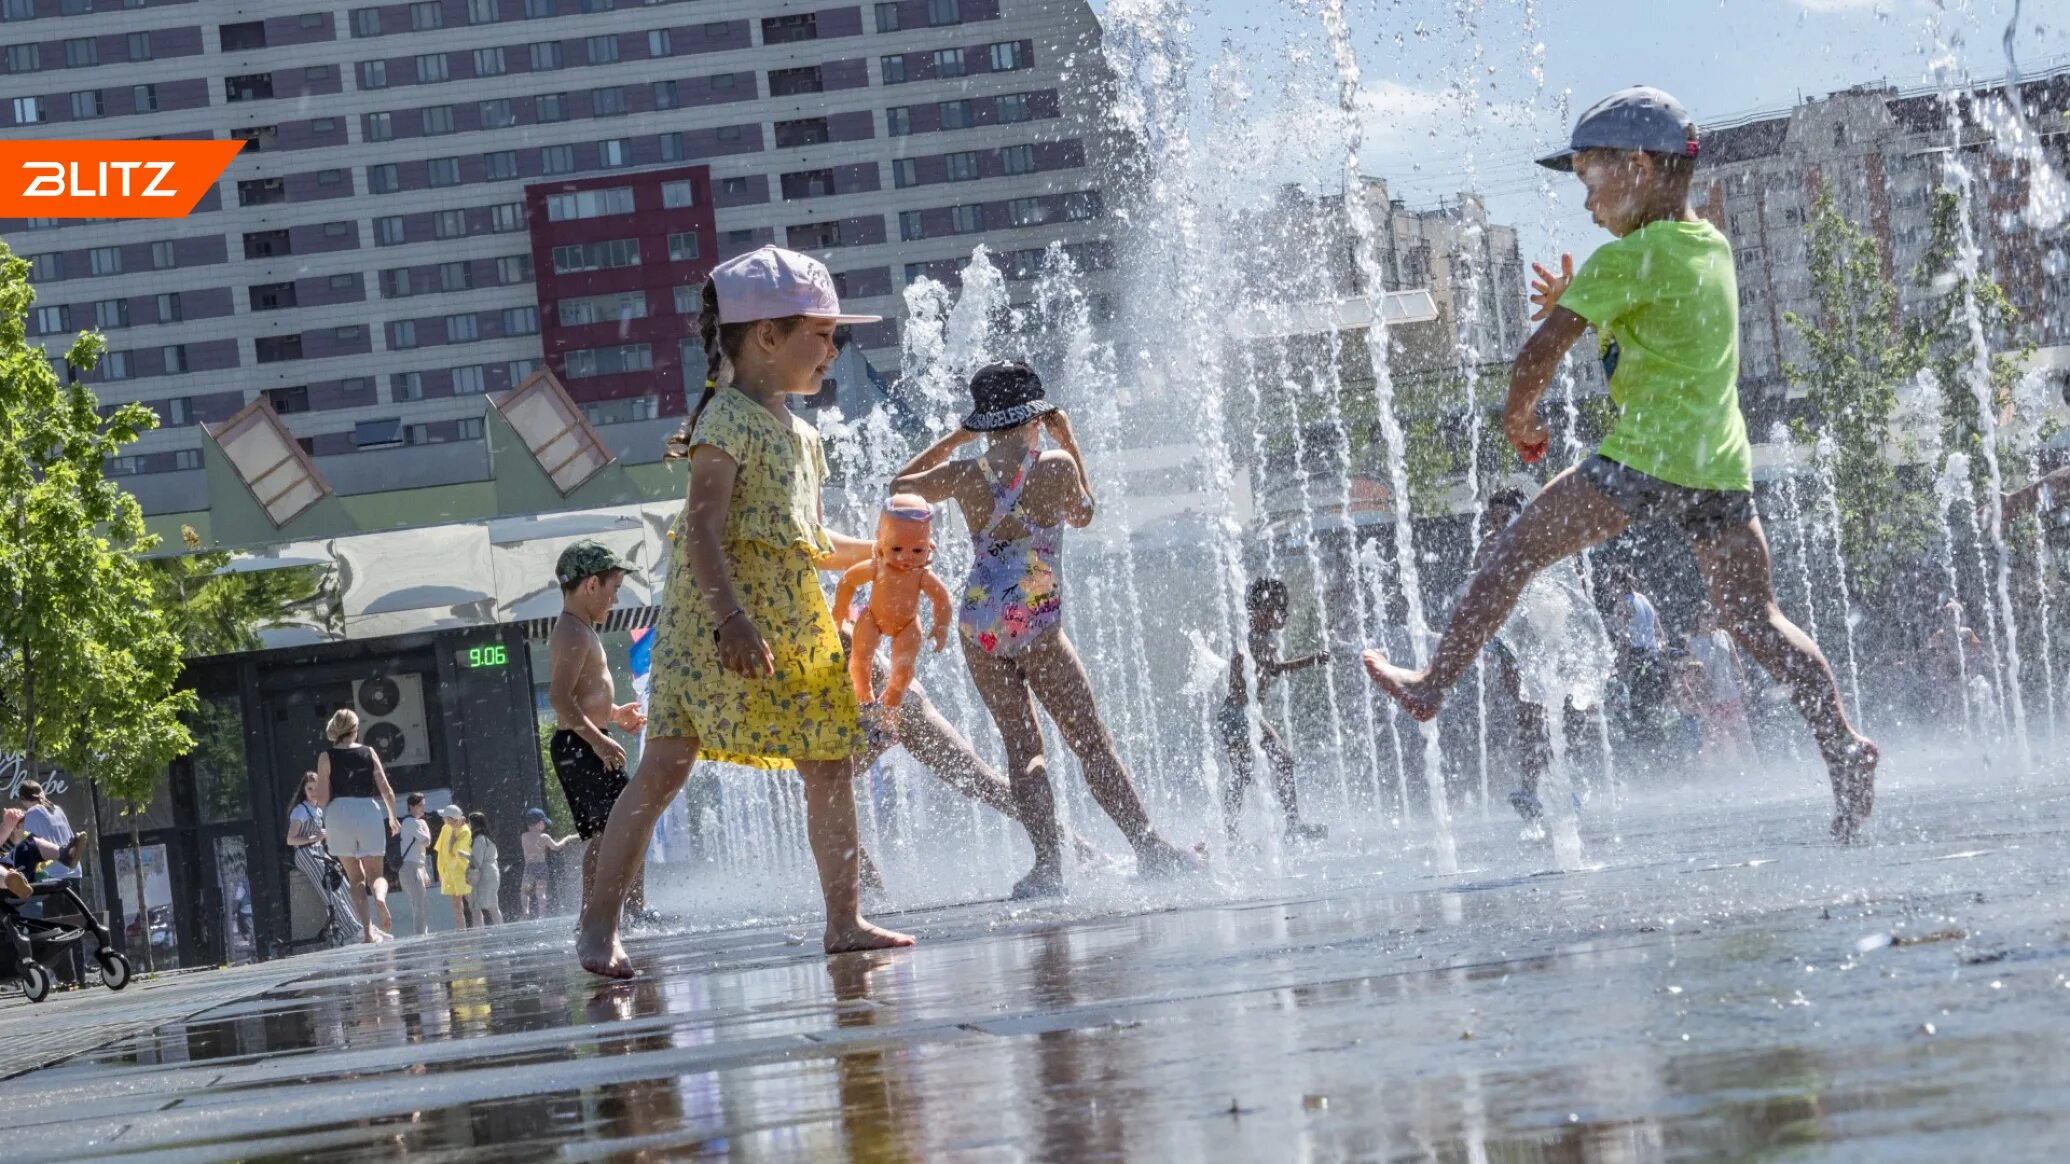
[883,622,924,709]
[849,615,883,705]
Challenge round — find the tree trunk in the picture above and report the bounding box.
[128,814,153,974]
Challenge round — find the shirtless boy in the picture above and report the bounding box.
[547,540,649,911]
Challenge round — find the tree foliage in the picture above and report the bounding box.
[0,246,194,809]
[1910,187,2036,497]
[1782,189,1934,605]
[146,525,328,658]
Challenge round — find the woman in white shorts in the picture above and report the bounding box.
[313,709,399,941]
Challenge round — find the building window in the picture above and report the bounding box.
[720,177,750,197]
[352,7,383,36]
[255,334,305,364]
[156,292,183,322]
[541,144,575,173]
[65,37,97,67]
[592,86,628,116]
[782,169,837,200]
[873,2,900,32]
[480,98,516,128]
[367,164,400,194]
[885,106,911,136]
[382,268,413,298]
[529,41,563,70]
[775,117,831,148]
[69,90,103,119]
[502,306,538,335]
[427,157,461,187]
[446,314,479,343]
[100,352,131,382]
[951,204,982,234]
[497,254,532,284]
[556,291,645,326]
[674,285,699,314]
[33,306,67,334]
[647,28,671,56]
[453,365,487,395]
[266,386,310,414]
[11,96,43,124]
[5,44,38,72]
[175,449,202,471]
[415,54,449,83]
[659,132,684,162]
[457,417,484,441]
[940,99,972,130]
[997,93,1032,123]
[585,35,618,64]
[164,396,194,426]
[438,261,473,292]
[989,41,1027,71]
[29,252,62,282]
[90,246,123,276]
[546,186,634,221]
[947,151,981,181]
[880,56,906,84]
[94,299,130,329]
[1063,191,1099,220]
[489,202,524,232]
[563,343,651,379]
[360,61,388,89]
[150,241,176,270]
[375,216,407,245]
[535,92,568,122]
[433,209,467,239]
[422,105,456,135]
[551,238,640,273]
[365,111,394,141]
[1000,144,1035,175]
[250,281,297,311]
[390,320,418,349]
[899,210,924,241]
[1008,196,1045,227]
[667,232,701,261]
[769,66,823,96]
[469,0,502,24]
[393,370,426,401]
[599,139,632,168]
[108,456,139,476]
[932,48,965,78]
[485,150,519,181]
[929,0,961,24]
[132,84,159,112]
[411,1,443,31]
[788,221,842,250]
[524,0,555,16]
[474,45,506,76]
[660,180,697,209]
[762,14,817,44]
[652,79,678,109]
[892,159,919,188]
[334,326,361,343]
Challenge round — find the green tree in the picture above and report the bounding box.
[0,246,195,967]
[147,525,328,657]
[1912,187,2036,497]
[1783,189,1933,606]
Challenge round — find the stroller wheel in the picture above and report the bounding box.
[21,963,54,1003]
[96,950,132,991]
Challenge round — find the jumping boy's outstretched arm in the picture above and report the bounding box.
[1503,305,1591,462]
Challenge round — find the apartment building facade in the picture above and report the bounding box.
[1695,68,2070,434]
[0,0,1118,517]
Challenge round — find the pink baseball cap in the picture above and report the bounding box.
[711,245,881,326]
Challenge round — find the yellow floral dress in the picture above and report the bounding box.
[647,388,860,768]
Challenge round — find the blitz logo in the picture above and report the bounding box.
[22,160,178,198]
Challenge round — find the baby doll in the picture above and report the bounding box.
[834,494,952,711]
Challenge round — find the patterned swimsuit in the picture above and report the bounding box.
[959,448,1063,657]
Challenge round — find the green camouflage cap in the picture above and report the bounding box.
[556,539,635,586]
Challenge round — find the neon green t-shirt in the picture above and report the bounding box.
[1558,219,1752,493]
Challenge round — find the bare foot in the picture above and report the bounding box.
[577,924,635,979]
[3,867,29,900]
[1827,737,1878,844]
[824,919,915,954]
[1362,650,1443,722]
[1011,862,1064,900]
[1135,836,1209,879]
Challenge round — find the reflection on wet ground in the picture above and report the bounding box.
[10,766,2070,1161]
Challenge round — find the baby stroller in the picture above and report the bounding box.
[2,881,132,1004]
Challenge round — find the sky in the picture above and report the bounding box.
[1095,0,2062,260]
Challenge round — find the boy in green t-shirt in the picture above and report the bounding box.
[1363,86,1878,841]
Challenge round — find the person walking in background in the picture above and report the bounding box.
[1686,604,1757,764]
[466,812,503,926]
[312,709,398,941]
[434,804,473,930]
[520,807,578,920]
[1605,567,1668,756]
[396,792,433,936]
[285,773,368,946]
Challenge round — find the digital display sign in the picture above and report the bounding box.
[459,644,509,669]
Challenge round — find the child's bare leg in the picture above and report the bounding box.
[1365,467,1628,720]
[371,874,393,932]
[1024,633,1205,876]
[1220,735,1253,843]
[1260,722,1321,838]
[577,736,699,978]
[797,757,914,953]
[450,895,467,929]
[964,645,1066,896]
[1692,518,1877,840]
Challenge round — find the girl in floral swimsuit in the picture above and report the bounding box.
[893,361,1204,898]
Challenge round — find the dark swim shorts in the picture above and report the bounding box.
[549,729,629,840]
[1577,455,1755,540]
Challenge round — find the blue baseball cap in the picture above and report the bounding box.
[1536,86,1699,172]
[524,807,548,825]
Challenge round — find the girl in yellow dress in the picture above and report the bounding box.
[577,246,914,978]
[433,804,473,930]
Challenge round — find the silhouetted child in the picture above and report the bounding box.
[1217,579,1330,844]
[520,807,577,920]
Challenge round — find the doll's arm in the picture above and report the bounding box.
[921,570,953,650]
[832,561,873,632]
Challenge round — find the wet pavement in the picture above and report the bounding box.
[8,756,2070,1162]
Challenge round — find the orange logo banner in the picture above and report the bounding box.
[0,139,245,219]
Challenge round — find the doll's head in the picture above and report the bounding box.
[877,494,936,572]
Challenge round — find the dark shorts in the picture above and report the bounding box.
[1578,455,1755,540]
[550,729,628,840]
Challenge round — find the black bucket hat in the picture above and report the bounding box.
[961,361,1055,432]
